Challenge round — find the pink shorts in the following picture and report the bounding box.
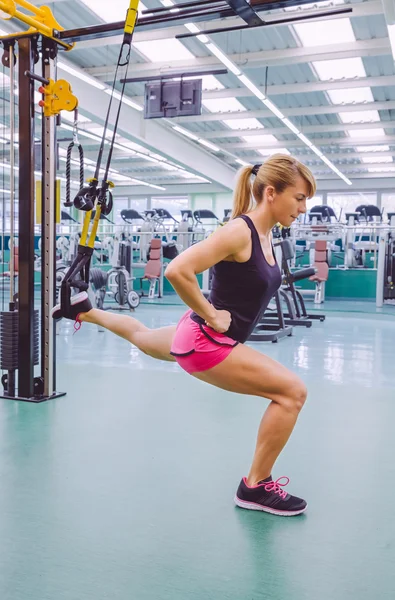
[170,310,238,374]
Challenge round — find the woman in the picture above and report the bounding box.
[53,154,316,517]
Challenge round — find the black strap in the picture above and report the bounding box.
[93,28,136,202]
[65,141,84,207]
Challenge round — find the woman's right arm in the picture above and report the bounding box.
[165,219,249,333]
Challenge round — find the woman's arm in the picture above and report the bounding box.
[165,219,249,332]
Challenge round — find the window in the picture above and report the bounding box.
[113,197,129,225]
[327,193,377,218]
[381,193,395,219]
[307,195,323,212]
[130,198,148,215]
[152,196,188,222]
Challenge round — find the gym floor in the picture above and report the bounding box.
[0,303,394,599]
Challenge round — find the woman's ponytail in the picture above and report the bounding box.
[232,166,254,218]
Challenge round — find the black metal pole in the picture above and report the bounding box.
[18,37,36,399]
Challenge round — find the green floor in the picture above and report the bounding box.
[0,304,394,599]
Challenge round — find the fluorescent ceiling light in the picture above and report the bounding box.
[313,58,366,81]
[184,23,200,34]
[0,189,11,194]
[223,118,264,130]
[294,18,355,47]
[203,98,246,113]
[198,139,220,152]
[310,145,324,157]
[282,118,299,135]
[348,128,386,139]
[356,145,390,152]
[161,0,174,5]
[339,110,380,123]
[134,39,194,62]
[58,61,105,90]
[327,87,374,104]
[205,43,241,76]
[361,156,392,164]
[104,88,143,111]
[238,74,265,100]
[243,134,278,144]
[262,99,284,119]
[197,34,210,44]
[173,125,199,141]
[298,133,313,147]
[236,159,249,166]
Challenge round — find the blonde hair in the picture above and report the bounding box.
[232,154,316,218]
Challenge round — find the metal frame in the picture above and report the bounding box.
[58,0,338,44]
[0,33,65,402]
[120,68,228,85]
[17,36,37,400]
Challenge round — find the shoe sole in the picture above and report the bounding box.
[51,292,89,319]
[234,495,307,517]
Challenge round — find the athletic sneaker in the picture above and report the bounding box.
[234,476,307,517]
[51,291,92,322]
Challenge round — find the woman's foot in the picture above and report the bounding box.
[234,476,307,516]
[51,291,92,322]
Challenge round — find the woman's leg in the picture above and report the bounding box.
[193,343,307,485]
[79,309,177,362]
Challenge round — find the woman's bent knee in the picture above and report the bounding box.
[278,378,308,413]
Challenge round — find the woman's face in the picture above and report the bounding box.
[266,175,309,228]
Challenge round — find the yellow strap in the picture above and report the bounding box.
[80,210,92,247]
[124,0,139,35]
[87,205,102,249]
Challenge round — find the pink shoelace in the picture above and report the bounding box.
[263,476,290,499]
[73,314,83,334]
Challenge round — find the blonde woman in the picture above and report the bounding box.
[53,154,316,517]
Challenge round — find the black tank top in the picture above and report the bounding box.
[191,215,282,343]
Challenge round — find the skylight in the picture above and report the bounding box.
[80,0,144,21]
[258,148,290,157]
[348,128,386,139]
[327,88,374,104]
[361,156,393,164]
[294,18,355,47]
[284,0,343,10]
[339,110,380,123]
[172,75,224,91]
[202,98,247,113]
[368,167,395,173]
[356,145,390,152]
[313,58,366,81]
[243,134,278,144]
[134,39,195,62]
[197,76,224,91]
[223,118,264,130]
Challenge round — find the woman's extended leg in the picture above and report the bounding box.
[193,343,307,485]
[79,309,177,362]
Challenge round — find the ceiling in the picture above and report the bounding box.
[2,0,395,197]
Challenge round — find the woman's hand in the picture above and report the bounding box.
[205,309,232,334]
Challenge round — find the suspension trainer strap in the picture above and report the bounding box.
[65,108,84,207]
[60,1,140,318]
[89,0,139,199]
